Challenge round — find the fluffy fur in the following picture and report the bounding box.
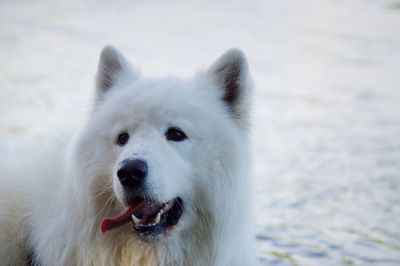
[0,46,257,266]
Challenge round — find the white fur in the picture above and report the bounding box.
[0,46,257,266]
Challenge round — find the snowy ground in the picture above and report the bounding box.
[1,0,400,265]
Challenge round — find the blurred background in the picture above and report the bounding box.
[1,0,400,265]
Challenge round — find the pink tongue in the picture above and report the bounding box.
[100,200,145,233]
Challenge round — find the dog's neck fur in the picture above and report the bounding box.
[31,181,214,266]
[30,180,249,266]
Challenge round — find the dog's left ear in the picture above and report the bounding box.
[96,45,140,101]
[208,49,252,121]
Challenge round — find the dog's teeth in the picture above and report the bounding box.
[131,214,141,224]
[163,201,173,212]
[160,207,166,215]
[155,212,161,224]
[138,223,154,228]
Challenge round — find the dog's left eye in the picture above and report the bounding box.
[165,127,187,142]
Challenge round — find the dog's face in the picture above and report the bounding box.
[75,46,251,242]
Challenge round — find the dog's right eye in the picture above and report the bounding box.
[116,132,129,146]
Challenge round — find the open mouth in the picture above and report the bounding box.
[100,197,183,240]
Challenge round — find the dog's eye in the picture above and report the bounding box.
[116,132,129,146]
[165,127,187,142]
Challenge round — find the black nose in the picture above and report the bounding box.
[117,159,148,189]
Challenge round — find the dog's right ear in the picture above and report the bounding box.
[96,45,140,101]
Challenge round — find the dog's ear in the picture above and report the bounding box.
[96,45,140,101]
[208,49,252,121]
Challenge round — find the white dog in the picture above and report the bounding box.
[0,46,257,266]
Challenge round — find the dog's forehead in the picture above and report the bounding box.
[120,78,211,113]
[98,77,215,126]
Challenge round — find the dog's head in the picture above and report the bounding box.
[74,46,252,242]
